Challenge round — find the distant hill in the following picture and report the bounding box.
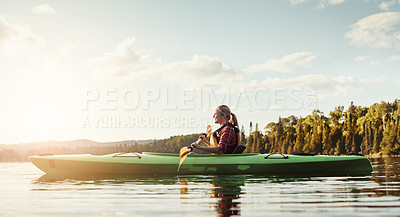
[0,138,157,162]
[0,139,153,151]
[0,135,200,162]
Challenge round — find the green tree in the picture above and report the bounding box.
[293,118,305,153]
[240,125,246,145]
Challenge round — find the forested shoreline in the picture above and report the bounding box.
[142,99,400,156]
[245,100,400,156]
[1,100,399,162]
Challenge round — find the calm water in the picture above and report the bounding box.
[1,158,399,217]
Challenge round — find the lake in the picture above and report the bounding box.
[0,157,399,216]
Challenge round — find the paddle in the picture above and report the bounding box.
[178,125,212,171]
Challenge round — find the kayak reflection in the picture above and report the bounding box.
[34,174,179,185]
[178,175,244,217]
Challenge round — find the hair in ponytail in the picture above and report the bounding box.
[216,105,241,145]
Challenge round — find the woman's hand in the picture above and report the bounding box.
[191,142,198,149]
[199,135,206,143]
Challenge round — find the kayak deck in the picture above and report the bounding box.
[29,152,373,176]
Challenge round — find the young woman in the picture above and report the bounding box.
[192,105,240,154]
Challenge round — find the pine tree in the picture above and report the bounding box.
[245,122,254,153]
[275,117,284,153]
[240,125,246,145]
[322,122,332,154]
[263,134,271,153]
[293,118,304,153]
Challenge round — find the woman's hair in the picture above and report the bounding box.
[216,105,241,145]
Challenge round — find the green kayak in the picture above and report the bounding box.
[29,152,373,176]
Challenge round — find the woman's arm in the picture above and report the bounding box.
[192,143,222,154]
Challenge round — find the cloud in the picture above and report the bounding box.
[290,0,346,8]
[243,74,384,97]
[346,12,400,49]
[32,4,56,14]
[226,73,385,99]
[86,37,144,77]
[327,61,339,66]
[290,0,309,5]
[0,15,45,56]
[354,56,380,65]
[162,55,235,83]
[355,56,371,62]
[294,0,398,10]
[388,55,400,61]
[317,0,346,9]
[244,52,316,73]
[379,0,396,11]
[238,74,363,97]
[86,37,238,87]
[359,76,386,85]
[369,60,380,66]
[0,16,73,81]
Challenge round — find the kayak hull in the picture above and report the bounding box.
[29,152,373,176]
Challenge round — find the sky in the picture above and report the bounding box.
[0,0,399,144]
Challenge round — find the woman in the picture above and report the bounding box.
[192,105,240,154]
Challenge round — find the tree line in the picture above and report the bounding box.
[245,100,400,156]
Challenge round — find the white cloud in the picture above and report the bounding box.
[317,0,346,9]
[163,55,235,83]
[86,37,238,87]
[355,56,371,62]
[240,74,361,97]
[0,16,75,83]
[346,12,400,49]
[32,4,56,14]
[290,0,346,8]
[327,61,339,66]
[369,60,380,66]
[359,76,386,85]
[244,52,316,73]
[290,0,309,5]
[379,0,396,11]
[354,56,380,65]
[86,37,145,78]
[388,55,400,61]
[0,15,45,56]
[293,0,397,10]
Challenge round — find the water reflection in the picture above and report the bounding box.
[36,174,245,216]
[210,176,243,216]
[177,175,315,216]
[371,157,400,197]
[178,176,244,216]
[35,174,178,184]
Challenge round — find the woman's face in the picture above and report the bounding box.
[213,110,224,125]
